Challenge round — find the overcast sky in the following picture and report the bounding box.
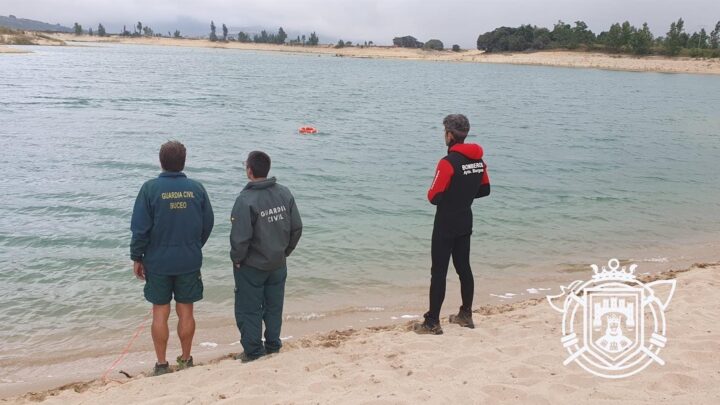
[2,0,718,46]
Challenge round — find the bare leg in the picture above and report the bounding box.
[151,304,171,364]
[176,303,195,360]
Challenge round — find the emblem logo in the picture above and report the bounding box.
[547,258,676,378]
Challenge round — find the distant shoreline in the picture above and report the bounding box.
[0,45,29,53]
[4,33,718,75]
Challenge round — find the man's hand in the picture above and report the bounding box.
[133,261,145,281]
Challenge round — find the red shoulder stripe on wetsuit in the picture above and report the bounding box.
[428,159,454,204]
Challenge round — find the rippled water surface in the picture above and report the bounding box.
[1,44,719,374]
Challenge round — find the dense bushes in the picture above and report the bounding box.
[423,39,444,50]
[393,35,423,48]
[476,18,720,58]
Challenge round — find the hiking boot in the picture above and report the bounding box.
[234,352,264,363]
[153,362,170,376]
[413,320,443,335]
[449,307,475,329]
[176,355,194,370]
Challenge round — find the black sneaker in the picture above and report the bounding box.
[449,307,475,329]
[413,320,443,335]
[153,362,170,376]
[234,352,264,363]
[265,348,280,355]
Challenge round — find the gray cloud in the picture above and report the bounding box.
[2,0,718,47]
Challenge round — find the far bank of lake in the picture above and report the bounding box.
[4,33,720,75]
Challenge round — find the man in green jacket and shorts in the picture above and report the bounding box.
[130,141,214,375]
[230,151,302,362]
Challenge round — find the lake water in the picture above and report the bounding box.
[1,44,719,391]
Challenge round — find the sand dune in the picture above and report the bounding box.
[5,264,718,404]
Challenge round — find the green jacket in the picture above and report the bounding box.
[230,177,302,271]
[130,172,214,275]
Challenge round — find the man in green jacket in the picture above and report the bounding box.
[230,151,302,362]
[130,141,214,375]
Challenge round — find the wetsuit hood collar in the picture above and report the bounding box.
[449,143,483,160]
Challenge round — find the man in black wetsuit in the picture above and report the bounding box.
[415,114,491,335]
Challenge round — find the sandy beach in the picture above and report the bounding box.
[38,33,720,75]
[2,26,719,404]
[0,45,30,54]
[3,263,717,404]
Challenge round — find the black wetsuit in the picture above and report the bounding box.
[425,142,490,324]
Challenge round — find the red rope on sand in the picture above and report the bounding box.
[101,308,153,381]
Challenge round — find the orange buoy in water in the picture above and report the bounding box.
[299,126,318,134]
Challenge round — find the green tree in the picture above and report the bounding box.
[142,26,153,36]
[452,44,461,52]
[277,27,287,44]
[73,22,83,35]
[630,23,654,55]
[222,24,228,41]
[174,30,181,38]
[308,32,319,46]
[209,21,218,42]
[700,28,709,48]
[711,21,720,49]
[423,39,444,50]
[603,23,624,51]
[572,20,595,45]
[301,34,306,45]
[88,27,93,36]
[253,30,272,43]
[665,18,685,56]
[551,20,574,48]
[532,27,552,49]
[689,28,709,49]
[477,25,550,52]
[620,21,635,49]
[335,39,345,48]
[237,31,250,42]
[393,35,423,48]
[137,22,142,35]
[97,23,106,37]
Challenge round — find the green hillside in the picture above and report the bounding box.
[0,14,73,33]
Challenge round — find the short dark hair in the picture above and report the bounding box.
[247,151,271,178]
[443,114,470,141]
[159,141,186,172]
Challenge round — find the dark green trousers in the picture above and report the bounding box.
[233,265,287,358]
